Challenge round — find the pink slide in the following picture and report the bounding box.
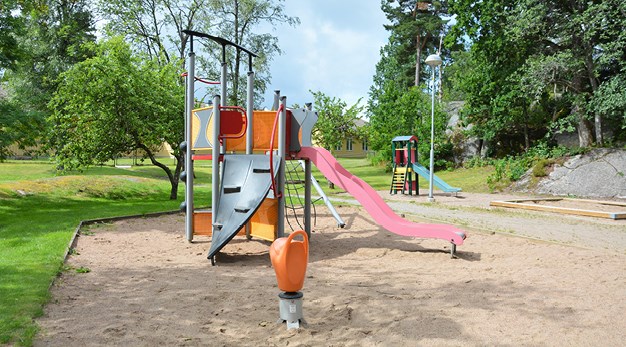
[296,147,466,246]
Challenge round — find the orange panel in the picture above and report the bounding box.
[193,211,213,236]
[193,211,245,237]
[249,197,279,241]
[224,110,292,153]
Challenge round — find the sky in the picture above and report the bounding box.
[260,1,390,110]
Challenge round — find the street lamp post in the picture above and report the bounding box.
[424,54,442,202]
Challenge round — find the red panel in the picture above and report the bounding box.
[220,109,245,136]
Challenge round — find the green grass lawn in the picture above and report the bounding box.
[0,157,491,346]
[309,157,493,194]
[0,161,210,346]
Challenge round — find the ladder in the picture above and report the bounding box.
[390,164,408,194]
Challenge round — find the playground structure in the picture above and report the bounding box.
[180,30,466,264]
[390,135,461,195]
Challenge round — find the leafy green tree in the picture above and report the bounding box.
[380,0,449,87]
[310,90,364,188]
[49,37,185,199]
[310,90,364,152]
[368,1,453,168]
[200,0,299,106]
[99,0,299,107]
[0,0,24,70]
[448,0,626,149]
[1,0,96,158]
[446,0,544,154]
[98,0,212,65]
[368,86,451,167]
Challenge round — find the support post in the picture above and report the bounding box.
[277,96,287,237]
[212,95,221,227]
[304,159,312,238]
[428,68,436,202]
[220,45,227,105]
[246,68,254,154]
[185,43,195,242]
[272,90,280,111]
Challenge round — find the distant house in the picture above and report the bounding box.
[326,118,371,159]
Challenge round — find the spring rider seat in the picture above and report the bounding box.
[269,230,309,329]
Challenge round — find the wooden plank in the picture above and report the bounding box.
[562,198,626,208]
[489,200,626,220]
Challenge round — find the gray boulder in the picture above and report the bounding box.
[536,149,626,199]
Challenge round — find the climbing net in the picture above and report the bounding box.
[283,160,319,232]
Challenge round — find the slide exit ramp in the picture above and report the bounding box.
[208,154,280,263]
[296,147,465,253]
[412,163,462,193]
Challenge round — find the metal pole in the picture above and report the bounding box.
[304,159,311,238]
[428,66,436,202]
[277,96,287,237]
[185,43,196,241]
[216,45,226,227]
[220,45,227,105]
[246,68,254,154]
[212,95,221,227]
[298,160,345,227]
[272,90,280,111]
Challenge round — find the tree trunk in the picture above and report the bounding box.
[584,46,602,146]
[415,35,421,86]
[574,105,594,148]
[139,143,180,200]
[523,102,530,150]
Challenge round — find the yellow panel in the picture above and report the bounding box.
[249,197,278,241]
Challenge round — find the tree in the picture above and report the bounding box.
[448,0,626,149]
[310,90,364,188]
[97,0,212,66]
[368,1,453,166]
[49,37,185,199]
[2,0,96,157]
[381,0,449,87]
[99,0,299,107]
[368,86,451,166]
[200,0,299,106]
[0,0,24,70]
[310,90,364,152]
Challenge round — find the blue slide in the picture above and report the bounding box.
[412,163,462,193]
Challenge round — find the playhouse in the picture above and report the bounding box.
[389,135,462,196]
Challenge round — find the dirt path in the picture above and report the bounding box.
[376,190,626,253]
[35,193,626,346]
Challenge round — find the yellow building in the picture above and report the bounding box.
[327,118,371,159]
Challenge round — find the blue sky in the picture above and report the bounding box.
[261,1,390,109]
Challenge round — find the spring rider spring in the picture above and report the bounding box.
[269,230,309,329]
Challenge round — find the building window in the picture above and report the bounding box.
[362,139,368,151]
[335,142,342,151]
[346,138,353,151]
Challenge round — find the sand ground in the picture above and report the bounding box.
[35,192,626,346]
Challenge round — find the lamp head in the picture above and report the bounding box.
[425,54,442,67]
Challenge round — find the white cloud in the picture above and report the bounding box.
[262,1,389,109]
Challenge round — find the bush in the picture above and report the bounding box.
[486,142,582,190]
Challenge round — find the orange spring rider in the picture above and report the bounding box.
[269,230,309,292]
[269,230,309,329]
